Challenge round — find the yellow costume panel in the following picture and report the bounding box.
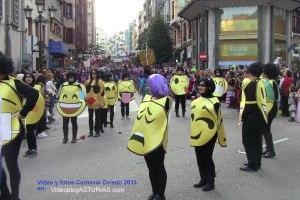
[213,77,228,97]
[118,80,135,101]
[170,75,189,95]
[105,81,118,106]
[85,80,103,109]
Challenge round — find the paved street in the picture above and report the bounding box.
[17,96,299,200]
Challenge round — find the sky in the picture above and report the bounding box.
[95,0,144,36]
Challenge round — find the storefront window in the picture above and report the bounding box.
[220,40,257,61]
[274,7,287,36]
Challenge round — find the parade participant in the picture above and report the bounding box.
[57,70,86,143]
[280,69,294,117]
[22,72,45,157]
[0,52,39,200]
[128,74,172,200]
[170,67,189,117]
[288,85,297,122]
[262,63,279,158]
[45,72,57,123]
[212,69,228,101]
[239,62,267,172]
[118,73,135,119]
[35,75,48,138]
[191,77,226,192]
[104,74,118,128]
[0,95,3,182]
[85,69,104,137]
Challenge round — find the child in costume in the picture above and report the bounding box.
[128,74,172,200]
[57,70,86,143]
[118,73,135,119]
[191,77,226,192]
[104,73,118,128]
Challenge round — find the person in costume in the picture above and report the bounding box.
[118,73,135,119]
[128,74,172,200]
[261,63,279,158]
[212,69,228,102]
[35,75,48,138]
[104,73,118,128]
[239,62,267,172]
[57,70,86,143]
[85,69,104,137]
[0,52,39,200]
[45,72,57,123]
[0,96,3,182]
[191,77,226,192]
[22,72,45,157]
[170,67,189,117]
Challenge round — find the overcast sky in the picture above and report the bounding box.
[95,0,144,35]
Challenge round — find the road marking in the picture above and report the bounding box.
[237,138,290,155]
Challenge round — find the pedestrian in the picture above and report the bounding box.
[295,87,300,122]
[191,77,227,192]
[239,62,267,172]
[35,75,48,138]
[0,51,39,200]
[170,67,189,117]
[85,69,104,137]
[118,73,135,119]
[288,85,297,122]
[128,74,172,200]
[279,69,294,117]
[262,63,279,159]
[45,72,57,123]
[104,73,118,128]
[56,70,86,144]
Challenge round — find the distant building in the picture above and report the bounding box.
[86,0,96,45]
[75,0,88,53]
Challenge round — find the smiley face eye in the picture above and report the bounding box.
[191,113,194,121]
[175,78,179,84]
[112,86,115,91]
[106,87,110,92]
[72,94,78,99]
[147,107,152,115]
[63,94,67,99]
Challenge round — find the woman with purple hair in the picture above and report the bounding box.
[128,74,172,200]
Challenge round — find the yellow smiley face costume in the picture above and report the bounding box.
[170,75,189,95]
[85,80,103,109]
[118,80,135,101]
[23,85,45,125]
[213,77,228,97]
[105,81,118,106]
[190,97,227,147]
[0,77,22,145]
[57,82,86,117]
[128,95,172,156]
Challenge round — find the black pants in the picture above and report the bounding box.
[194,134,217,185]
[0,132,24,200]
[108,105,115,125]
[88,108,100,134]
[99,108,108,129]
[144,146,167,197]
[26,124,37,150]
[281,95,289,116]
[263,105,277,153]
[36,112,47,135]
[174,94,186,115]
[63,117,78,141]
[242,116,264,170]
[121,102,129,117]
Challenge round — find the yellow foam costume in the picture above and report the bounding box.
[213,77,228,97]
[118,80,135,101]
[170,75,189,95]
[85,80,104,109]
[105,81,118,106]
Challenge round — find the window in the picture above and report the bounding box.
[12,0,20,26]
[65,3,73,19]
[171,1,175,19]
[0,0,3,20]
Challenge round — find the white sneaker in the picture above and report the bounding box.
[38,132,48,138]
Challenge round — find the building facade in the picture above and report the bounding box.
[75,0,88,53]
[86,0,95,45]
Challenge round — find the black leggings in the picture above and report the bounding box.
[99,108,108,129]
[108,105,115,125]
[63,117,78,140]
[194,134,217,184]
[144,146,167,197]
[263,105,277,153]
[26,124,37,150]
[1,132,24,200]
[88,108,100,134]
[36,112,47,135]
[121,102,129,117]
[174,94,186,115]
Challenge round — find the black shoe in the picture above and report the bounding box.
[176,114,180,117]
[87,133,93,137]
[262,151,275,158]
[94,133,100,137]
[71,138,77,143]
[147,194,156,200]
[23,150,31,157]
[262,151,268,156]
[153,195,166,200]
[194,180,206,188]
[182,113,185,118]
[28,149,38,158]
[243,163,260,169]
[288,118,295,122]
[100,129,104,133]
[62,139,68,144]
[110,124,114,128]
[239,165,257,172]
[104,124,107,128]
[202,183,215,191]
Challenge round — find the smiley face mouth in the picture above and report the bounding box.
[130,132,144,146]
[191,131,202,140]
[59,102,82,114]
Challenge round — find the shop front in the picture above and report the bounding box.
[48,40,69,68]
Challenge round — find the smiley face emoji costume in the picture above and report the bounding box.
[105,81,118,106]
[85,80,103,109]
[170,75,189,95]
[128,94,172,156]
[57,82,86,118]
[118,80,135,102]
[190,96,226,147]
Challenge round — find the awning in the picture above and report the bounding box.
[49,40,69,57]
[179,0,300,21]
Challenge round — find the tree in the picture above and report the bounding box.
[137,28,148,50]
[147,12,173,64]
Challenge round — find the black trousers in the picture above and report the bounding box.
[62,117,78,140]
[242,116,264,170]
[263,105,277,153]
[174,94,186,115]
[144,146,167,197]
[99,108,108,129]
[36,111,47,135]
[26,124,37,150]
[121,102,129,117]
[108,105,115,125]
[88,108,100,134]
[194,134,217,185]
[0,131,24,200]
[281,95,289,116]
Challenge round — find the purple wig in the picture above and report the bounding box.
[147,74,169,98]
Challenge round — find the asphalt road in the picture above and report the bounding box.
[14,97,300,200]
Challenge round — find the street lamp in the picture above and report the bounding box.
[23,2,57,69]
